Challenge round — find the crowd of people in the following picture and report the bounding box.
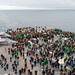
[0,27,75,75]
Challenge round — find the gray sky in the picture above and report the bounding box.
[0,0,75,9]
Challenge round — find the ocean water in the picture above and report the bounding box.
[0,10,75,32]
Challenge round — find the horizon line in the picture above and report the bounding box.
[0,5,75,10]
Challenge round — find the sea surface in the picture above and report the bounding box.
[0,10,75,32]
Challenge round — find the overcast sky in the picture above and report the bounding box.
[0,0,75,9]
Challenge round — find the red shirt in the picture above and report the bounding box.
[10,48,12,50]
